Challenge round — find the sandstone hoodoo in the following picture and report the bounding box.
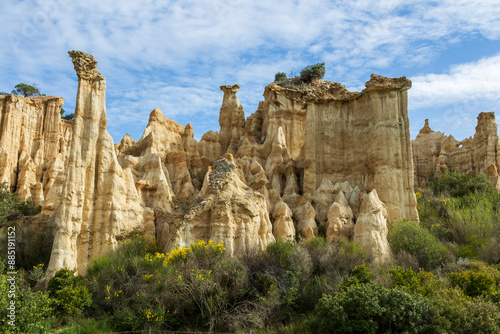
[413,113,500,190]
[1,51,428,279]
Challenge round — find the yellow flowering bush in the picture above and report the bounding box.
[164,240,226,266]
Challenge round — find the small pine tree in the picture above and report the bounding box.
[300,63,326,83]
[274,72,287,82]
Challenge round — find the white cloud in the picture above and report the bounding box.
[2,0,500,141]
[410,53,500,109]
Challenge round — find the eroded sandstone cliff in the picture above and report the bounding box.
[5,51,422,278]
[413,113,500,190]
[0,94,72,213]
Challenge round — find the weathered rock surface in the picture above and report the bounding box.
[46,51,153,279]
[162,158,274,255]
[0,94,72,209]
[1,51,426,275]
[353,190,391,263]
[413,113,500,190]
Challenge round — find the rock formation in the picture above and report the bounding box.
[0,94,72,211]
[46,51,153,279]
[413,113,500,190]
[353,190,391,263]
[2,52,423,278]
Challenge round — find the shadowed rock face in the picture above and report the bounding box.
[7,52,427,277]
[412,113,500,191]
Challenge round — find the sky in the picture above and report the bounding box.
[1,0,500,142]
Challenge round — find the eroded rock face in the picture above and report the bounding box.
[413,113,500,190]
[353,190,391,263]
[46,51,153,279]
[165,158,274,256]
[0,94,72,208]
[8,52,421,274]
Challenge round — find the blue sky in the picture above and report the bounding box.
[1,0,500,142]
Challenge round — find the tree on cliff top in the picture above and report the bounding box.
[11,83,43,97]
[300,62,325,83]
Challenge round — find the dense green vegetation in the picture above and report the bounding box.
[1,172,500,333]
[274,62,326,88]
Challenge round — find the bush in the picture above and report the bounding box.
[388,220,449,270]
[274,72,287,82]
[0,262,52,333]
[428,172,495,198]
[311,283,433,333]
[448,270,496,297]
[300,63,325,83]
[48,269,92,321]
[0,182,41,225]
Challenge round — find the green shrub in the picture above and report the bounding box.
[448,270,496,297]
[428,172,495,198]
[389,267,445,296]
[311,283,433,333]
[427,287,500,333]
[342,264,373,287]
[274,72,287,82]
[0,182,41,225]
[0,263,52,333]
[388,220,449,270]
[300,63,325,83]
[48,269,92,321]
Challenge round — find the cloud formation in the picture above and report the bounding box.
[1,0,499,140]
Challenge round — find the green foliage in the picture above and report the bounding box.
[0,260,52,333]
[11,83,42,97]
[389,267,445,296]
[342,264,373,287]
[448,270,496,297]
[0,91,9,95]
[429,172,495,198]
[48,269,92,321]
[266,239,296,267]
[388,220,449,270]
[0,182,41,225]
[62,113,75,120]
[427,287,500,333]
[418,172,500,263]
[300,62,325,83]
[311,283,433,334]
[274,72,287,81]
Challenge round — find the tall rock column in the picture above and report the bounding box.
[219,84,245,154]
[46,51,150,280]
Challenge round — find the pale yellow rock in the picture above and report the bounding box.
[283,194,318,239]
[198,130,223,172]
[0,94,72,209]
[353,190,391,263]
[272,200,295,241]
[326,191,354,242]
[311,179,336,228]
[302,74,417,223]
[219,84,245,154]
[45,51,151,280]
[165,158,274,256]
[413,113,500,190]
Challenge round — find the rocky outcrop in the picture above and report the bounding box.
[299,75,417,222]
[353,190,391,263]
[413,113,500,190]
[0,94,72,209]
[162,158,274,255]
[46,51,153,279]
[219,84,245,154]
[6,51,420,275]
